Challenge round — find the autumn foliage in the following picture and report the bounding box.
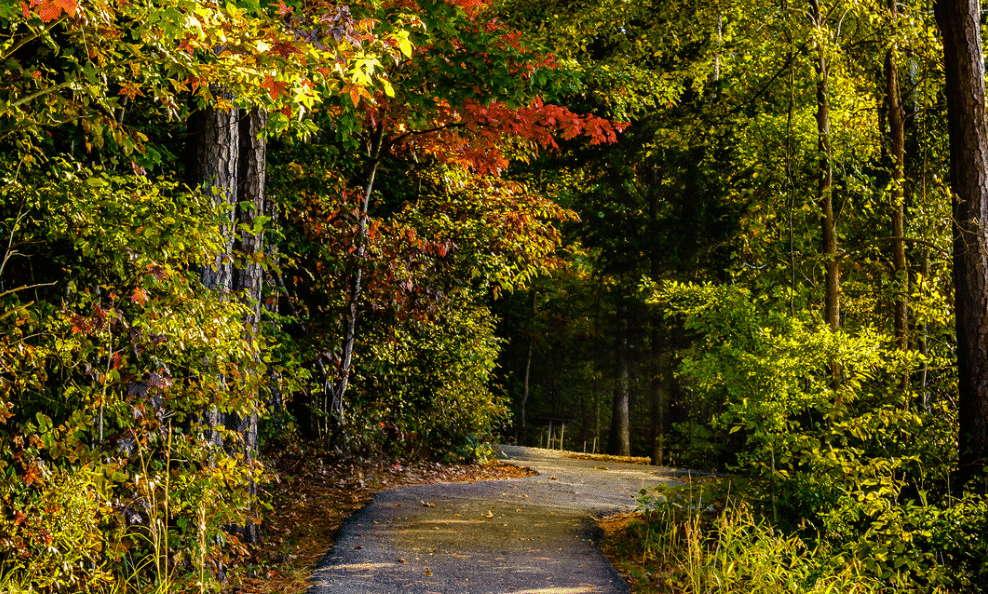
[0,0,624,591]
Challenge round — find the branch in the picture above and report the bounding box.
[839,236,950,261]
[2,81,75,114]
[0,281,57,299]
[389,121,467,147]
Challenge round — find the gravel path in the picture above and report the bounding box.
[306,445,681,594]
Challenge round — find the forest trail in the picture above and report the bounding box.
[306,446,680,594]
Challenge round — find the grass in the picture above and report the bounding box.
[597,481,887,594]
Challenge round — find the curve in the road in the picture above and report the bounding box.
[306,446,680,594]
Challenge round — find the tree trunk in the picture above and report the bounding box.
[185,104,240,453]
[935,0,988,494]
[227,108,267,545]
[812,0,839,331]
[886,0,908,352]
[185,105,267,543]
[649,325,664,466]
[186,105,239,296]
[647,171,666,466]
[328,123,386,435]
[608,303,631,457]
[520,289,535,430]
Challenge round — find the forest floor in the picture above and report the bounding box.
[228,444,535,594]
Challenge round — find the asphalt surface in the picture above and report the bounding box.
[307,445,681,594]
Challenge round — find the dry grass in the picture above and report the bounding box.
[597,512,668,594]
[564,452,653,465]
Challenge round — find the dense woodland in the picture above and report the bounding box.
[2,0,988,591]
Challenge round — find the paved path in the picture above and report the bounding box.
[307,446,681,594]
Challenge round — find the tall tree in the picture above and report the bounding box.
[811,0,839,331]
[935,0,988,493]
[885,0,908,352]
[607,302,631,456]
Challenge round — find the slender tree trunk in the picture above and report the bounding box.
[592,279,602,452]
[886,1,909,352]
[812,0,839,331]
[608,303,631,457]
[520,289,535,430]
[649,325,664,466]
[647,170,666,466]
[329,123,387,434]
[935,0,988,494]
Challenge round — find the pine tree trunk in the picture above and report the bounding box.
[608,303,631,457]
[649,325,664,466]
[185,105,267,542]
[185,104,240,452]
[228,108,267,545]
[935,0,988,494]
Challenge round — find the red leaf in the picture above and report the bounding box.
[273,0,292,16]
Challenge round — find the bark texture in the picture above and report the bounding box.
[186,105,239,293]
[935,0,988,493]
[186,105,267,542]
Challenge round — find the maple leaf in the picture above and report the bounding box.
[32,0,76,22]
[131,287,148,305]
[273,0,292,16]
[261,75,290,101]
[118,83,144,101]
[345,84,362,107]
[268,40,302,59]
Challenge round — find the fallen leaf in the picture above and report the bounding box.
[486,510,494,518]
[424,567,432,576]
[397,558,406,563]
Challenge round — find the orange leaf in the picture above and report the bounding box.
[131,287,148,305]
[54,0,76,16]
[261,75,290,101]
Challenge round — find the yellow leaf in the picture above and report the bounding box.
[398,36,413,59]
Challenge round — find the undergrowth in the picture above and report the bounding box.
[602,479,988,594]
